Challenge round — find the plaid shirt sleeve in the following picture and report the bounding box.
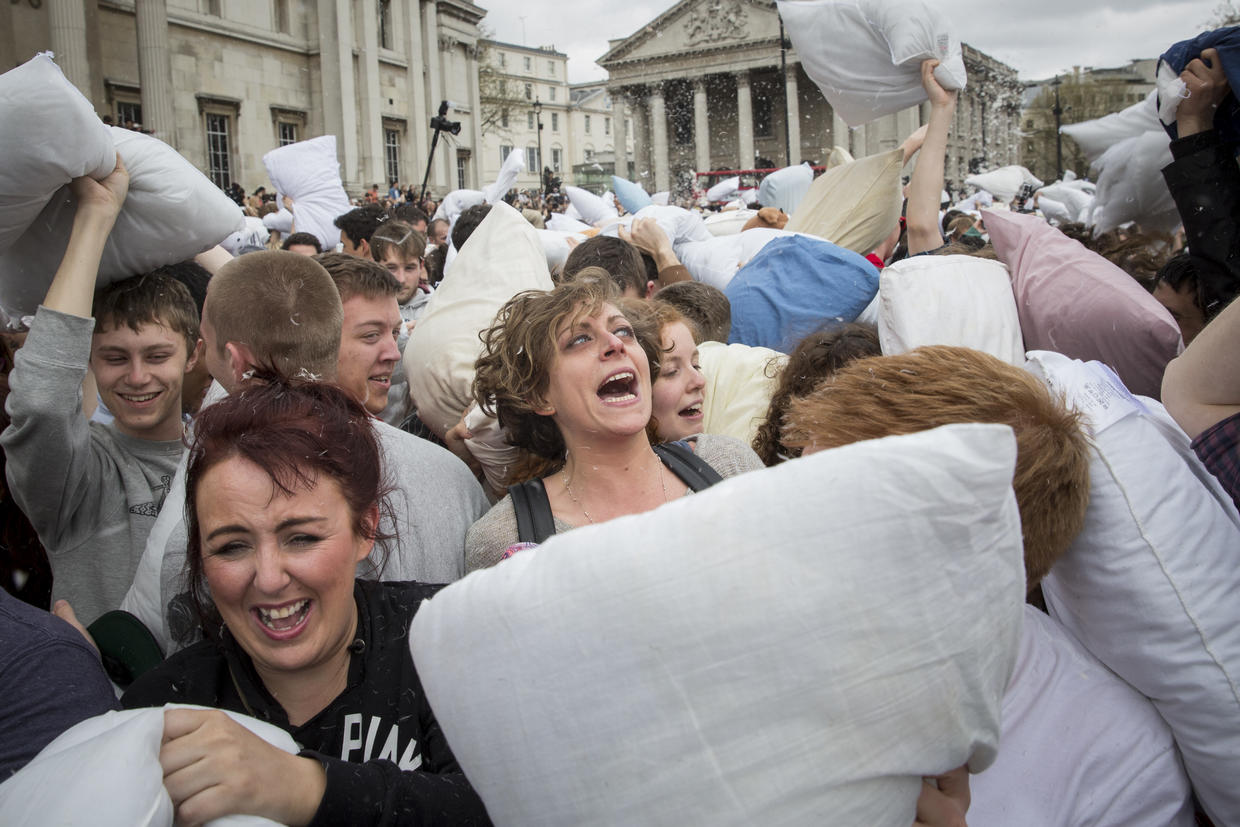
[1191,410,1240,513]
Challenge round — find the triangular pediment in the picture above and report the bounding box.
[598,0,780,68]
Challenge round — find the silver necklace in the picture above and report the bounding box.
[561,452,669,525]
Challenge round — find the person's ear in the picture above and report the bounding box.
[185,338,204,373]
[355,504,380,562]
[224,341,256,387]
[645,280,657,300]
[359,238,371,259]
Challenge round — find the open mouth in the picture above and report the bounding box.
[118,391,161,404]
[368,373,391,388]
[678,402,703,419]
[254,598,311,634]
[597,370,637,403]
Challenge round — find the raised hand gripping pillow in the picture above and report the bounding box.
[1025,351,1240,826]
[410,423,1025,826]
[777,0,967,126]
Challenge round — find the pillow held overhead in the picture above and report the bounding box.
[756,163,815,214]
[611,176,653,213]
[784,148,903,255]
[262,135,351,252]
[985,208,1181,399]
[410,423,1025,826]
[777,0,967,127]
[564,185,617,225]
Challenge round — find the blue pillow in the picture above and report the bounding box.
[725,235,878,352]
[612,176,653,213]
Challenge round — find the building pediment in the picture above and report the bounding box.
[598,0,780,69]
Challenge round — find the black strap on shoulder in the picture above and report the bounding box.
[509,477,556,544]
[654,440,724,492]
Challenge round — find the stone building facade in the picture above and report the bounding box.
[566,82,634,191]
[597,0,1022,197]
[2,0,487,198]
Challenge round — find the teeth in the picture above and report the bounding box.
[121,392,159,402]
[611,372,634,381]
[259,599,308,623]
[605,393,636,403]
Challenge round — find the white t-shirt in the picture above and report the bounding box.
[970,606,1193,826]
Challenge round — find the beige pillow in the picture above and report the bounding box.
[403,202,554,437]
[785,148,902,255]
[698,340,787,444]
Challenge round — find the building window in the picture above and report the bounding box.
[499,52,506,68]
[527,112,534,130]
[605,117,611,135]
[548,60,555,76]
[456,150,470,190]
[524,56,531,71]
[551,112,558,132]
[378,0,392,49]
[584,115,591,134]
[584,148,594,161]
[549,86,556,102]
[271,106,306,148]
[753,92,773,138]
[117,100,143,128]
[205,113,232,190]
[384,128,401,183]
[274,0,290,33]
[552,147,562,172]
[501,110,509,128]
[526,145,540,172]
[501,144,513,162]
[203,0,220,15]
[278,121,298,145]
[524,82,532,100]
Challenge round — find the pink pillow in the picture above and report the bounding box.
[984,209,1182,398]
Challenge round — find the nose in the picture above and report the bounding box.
[252,545,291,595]
[126,359,151,387]
[381,332,401,364]
[688,365,706,392]
[601,331,625,357]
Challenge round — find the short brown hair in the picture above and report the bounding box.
[205,251,342,381]
[781,345,1090,591]
[369,219,427,265]
[94,272,199,357]
[751,323,880,467]
[475,271,653,478]
[563,235,648,296]
[654,280,731,342]
[314,252,400,302]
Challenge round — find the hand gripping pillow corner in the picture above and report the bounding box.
[0,127,243,319]
[0,704,297,826]
[403,201,554,438]
[1025,351,1240,827]
[409,422,1025,826]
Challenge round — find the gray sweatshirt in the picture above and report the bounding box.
[2,307,184,625]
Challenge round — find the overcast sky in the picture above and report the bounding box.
[479,1,1227,83]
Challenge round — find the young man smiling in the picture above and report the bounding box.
[2,159,202,625]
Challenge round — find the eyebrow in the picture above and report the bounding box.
[205,515,327,541]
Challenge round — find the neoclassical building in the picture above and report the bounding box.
[598,0,1023,197]
[2,0,487,198]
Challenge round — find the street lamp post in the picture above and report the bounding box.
[1051,75,1063,181]
[533,98,544,194]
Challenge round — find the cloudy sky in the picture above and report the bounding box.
[479,0,1228,83]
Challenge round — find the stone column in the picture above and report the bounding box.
[422,1,447,192]
[404,0,430,186]
[830,108,848,155]
[631,95,648,185]
[335,0,359,187]
[48,0,90,95]
[611,88,629,179]
[359,0,384,188]
[735,71,754,170]
[649,85,670,193]
[851,123,866,158]
[134,0,176,145]
[467,42,484,188]
[692,78,710,173]
[784,64,801,165]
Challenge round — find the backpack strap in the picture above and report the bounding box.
[508,477,557,544]
[654,440,725,492]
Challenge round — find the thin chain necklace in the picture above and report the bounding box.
[561,451,669,524]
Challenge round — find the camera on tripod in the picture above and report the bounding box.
[430,100,461,136]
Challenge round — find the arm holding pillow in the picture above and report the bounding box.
[906,60,957,256]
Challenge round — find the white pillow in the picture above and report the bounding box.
[630,204,713,244]
[535,229,585,277]
[756,163,814,214]
[219,215,270,256]
[433,188,486,228]
[0,704,296,827]
[785,148,903,255]
[404,201,554,438]
[964,166,1042,203]
[697,341,786,444]
[462,403,519,495]
[262,136,351,252]
[1089,130,1180,234]
[482,148,525,205]
[878,255,1024,365]
[261,204,294,234]
[651,191,671,206]
[546,211,593,233]
[0,127,243,318]
[1025,351,1240,827]
[564,186,617,225]
[777,0,966,127]
[1060,90,1160,166]
[705,175,740,203]
[410,423,1024,826]
[703,209,756,237]
[675,228,795,291]
[0,53,115,251]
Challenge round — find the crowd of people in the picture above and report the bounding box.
[0,38,1239,827]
